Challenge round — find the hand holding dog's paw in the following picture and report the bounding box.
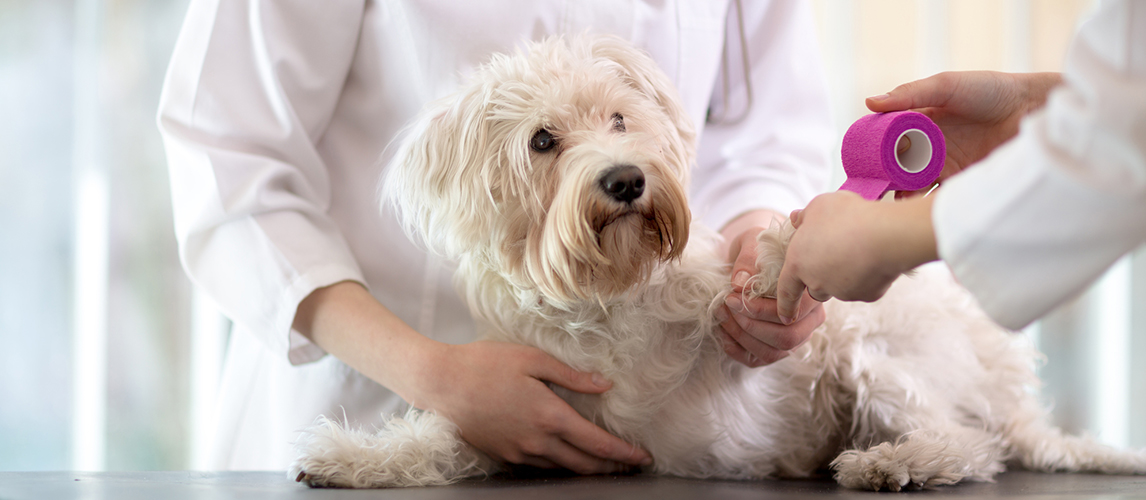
[717,224,825,368]
[716,292,823,367]
[775,192,940,321]
[412,341,652,474]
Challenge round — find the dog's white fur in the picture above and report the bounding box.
[290,35,1146,490]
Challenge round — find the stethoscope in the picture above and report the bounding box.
[707,0,753,126]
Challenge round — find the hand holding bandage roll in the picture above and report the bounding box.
[839,111,946,200]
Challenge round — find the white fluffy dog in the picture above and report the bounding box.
[290,35,1145,490]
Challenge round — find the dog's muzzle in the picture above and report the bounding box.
[599,165,645,203]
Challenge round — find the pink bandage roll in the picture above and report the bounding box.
[839,111,945,201]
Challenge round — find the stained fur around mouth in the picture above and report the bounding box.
[594,206,639,234]
[593,202,676,266]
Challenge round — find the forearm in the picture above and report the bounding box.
[292,281,442,403]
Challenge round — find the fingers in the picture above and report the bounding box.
[718,293,827,370]
[514,455,561,470]
[717,305,782,367]
[728,234,760,293]
[517,358,653,470]
[717,328,758,367]
[515,452,630,475]
[774,262,807,324]
[717,313,791,367]
[528,350,612,395]
[896,135,912,155]
[866,73,954,113]
[723,295,820,351]
[557,409,653,467]
[532,440,631,475]
[789,209,804,228]
[807,289,832,302]
[725,290,820,324]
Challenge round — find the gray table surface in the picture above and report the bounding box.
[2,470,1145,499]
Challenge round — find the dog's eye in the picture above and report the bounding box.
[530,129,556,152]
[612,113,626,132]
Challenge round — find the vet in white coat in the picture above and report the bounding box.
[933,0,1146,330]
[157,0,833,469]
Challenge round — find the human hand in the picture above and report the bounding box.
[774,192,938,320]
[867,71,1061,198]
[292,283,650,474]
[412,340,652,473]
[716,227,826,368]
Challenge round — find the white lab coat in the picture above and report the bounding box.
[933,0,1146,330]
[157,0,833,469]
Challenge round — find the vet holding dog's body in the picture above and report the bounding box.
[767,0,1145,337]
[158,1,833,471]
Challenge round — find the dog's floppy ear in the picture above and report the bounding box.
[383,90,499,258]
[587,35,696,170]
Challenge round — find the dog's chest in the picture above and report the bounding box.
[553,318,732,452]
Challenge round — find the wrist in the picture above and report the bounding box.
[878,196,939,274]
[293,280,445,403]
[393,337,451,407]
[899,196,939,269]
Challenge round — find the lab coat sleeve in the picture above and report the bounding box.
[932,0,1146,330]
[158,0,367,365]
[690,0,834,231]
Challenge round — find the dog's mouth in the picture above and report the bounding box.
[593,207,642,233]
[592,203,675,259]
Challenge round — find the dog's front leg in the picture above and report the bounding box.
[290,409,498,488]
[743,219,795,299]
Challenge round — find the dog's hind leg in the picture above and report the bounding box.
[1003,400,1146,475]
[830,424,1008,491]
[289,409,498,488]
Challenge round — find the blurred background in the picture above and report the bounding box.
[1,0,1142,471]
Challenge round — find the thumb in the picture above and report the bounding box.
[774,262,806,325]
[789,209,804,228]
[729,240,759,293]
[866,73,953,113]
[530,351,612,395]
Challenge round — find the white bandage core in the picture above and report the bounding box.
[895,129,932,173]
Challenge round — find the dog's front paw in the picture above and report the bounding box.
[743,219,795,299]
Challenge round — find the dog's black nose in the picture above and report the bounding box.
[599,165,645,203]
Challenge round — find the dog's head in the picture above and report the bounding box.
[386,35,696,307]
